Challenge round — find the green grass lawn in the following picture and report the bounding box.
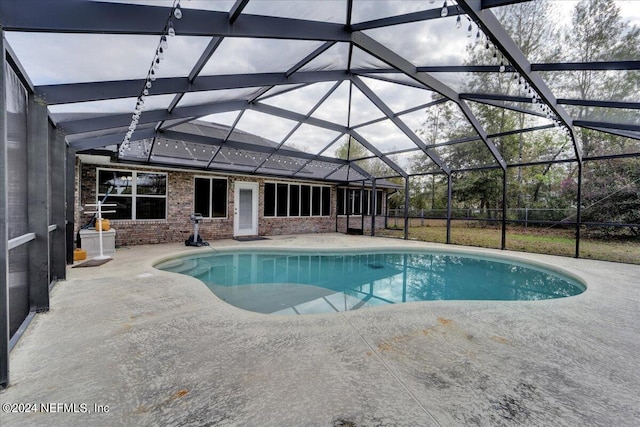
[378,223,640,265]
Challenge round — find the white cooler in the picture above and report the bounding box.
[79,229,116,258]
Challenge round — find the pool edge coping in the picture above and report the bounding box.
[151,243,589,303]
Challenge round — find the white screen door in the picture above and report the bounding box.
[234,182,259,237]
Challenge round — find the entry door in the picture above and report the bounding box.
[234,182,259,237]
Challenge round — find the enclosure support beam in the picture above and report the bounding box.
[335,185,341,233]
[481,0,531,9]
[0,1,351,41]
[228,0,250,23]
[27,94,50,312]
[66,146,76,264]
[384,193,389,230]
[352,7,464,31]
[371,179,376,237]
[351,31,506,171]
[38,70,350,106]
[446,175,452,244]
[361,181,365,233]
[501,168,507,250]
[253,80,342,174]
[456,0,580,163]
[160,129,352,168]
[350,130,408,178]
[61,99,249,136]
[576,162,583,258]
[292,134,346,179]
[577,126,640,143]
[50,128,66,280]
[0,27,10,389]
[404,178,409,240]
[351,76,450,174]
[252,102,349,134]
[165,36,225,116]
[346,185,351,234]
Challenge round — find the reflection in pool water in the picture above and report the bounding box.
[156,251,585,315]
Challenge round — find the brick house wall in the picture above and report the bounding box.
[336,216,386,234]
[76,161,387,247]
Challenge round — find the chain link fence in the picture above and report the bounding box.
[386,208,577,227]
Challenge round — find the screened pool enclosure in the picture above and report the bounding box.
[1,0,639,387]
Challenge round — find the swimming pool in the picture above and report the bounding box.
[155,250,585,315]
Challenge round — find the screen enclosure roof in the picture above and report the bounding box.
[1,0,639,183]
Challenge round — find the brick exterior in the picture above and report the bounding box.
[337,216,386,233]
[76,161,389,247]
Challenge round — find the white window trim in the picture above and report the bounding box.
[337,188,383,216]
[96,168,168,221]
[265,181,331,218]
[194,176,229,219]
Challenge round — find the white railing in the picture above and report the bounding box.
[7,233,36,250]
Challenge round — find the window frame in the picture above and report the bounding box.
[194,175,229,219]
[264,181,331,218]
[96,168,168,221]
[337,187,384,216]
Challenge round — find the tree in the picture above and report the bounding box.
[562,0,640,157]
[334,136,369,160]
[559,0,640,234]
[408,0,572,218]
[561,158,640,236]
[408,0,639,232]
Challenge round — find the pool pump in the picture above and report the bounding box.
[185,213,209,247]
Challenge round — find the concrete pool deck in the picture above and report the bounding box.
[1,233,639,426]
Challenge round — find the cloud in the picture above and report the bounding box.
[234,110,298,143]
[200,38,324,75]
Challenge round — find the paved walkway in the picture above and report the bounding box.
[1,234,639,426]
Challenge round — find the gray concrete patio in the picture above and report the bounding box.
[1,233,639,426]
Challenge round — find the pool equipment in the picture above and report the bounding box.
[185,213,209,247]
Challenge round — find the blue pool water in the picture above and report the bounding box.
[155,250,585,315]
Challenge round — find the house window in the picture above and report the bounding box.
[311,186,321,216]
[337,188,383,216]
[264,182,276,217]
[322,187,331,216]
[97,169,167,220]
[353,190,362,215]
[264,182,330,217]
[290,185,300,216]
[277,183,288,217]
[363,190,370,216]
[300,185,311,216]
[194,177,228,218]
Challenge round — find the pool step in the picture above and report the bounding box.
[163,259,209,276]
